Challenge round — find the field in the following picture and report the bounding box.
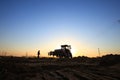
[0,54,120,80]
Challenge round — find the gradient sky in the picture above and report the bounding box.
[0,0,120,57]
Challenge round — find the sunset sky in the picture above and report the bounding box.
[0,0,120,57]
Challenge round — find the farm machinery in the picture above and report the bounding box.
[48,45,72,58]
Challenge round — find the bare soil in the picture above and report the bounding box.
[0,56,120,80]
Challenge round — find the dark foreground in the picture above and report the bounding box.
[0,55,120,80]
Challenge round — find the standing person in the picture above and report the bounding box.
[37,50,40,58]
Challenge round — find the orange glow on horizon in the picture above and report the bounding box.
[1,37,112,57]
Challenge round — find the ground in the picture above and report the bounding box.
[0,55,120,80]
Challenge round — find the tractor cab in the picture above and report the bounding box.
[61,45,71,50]
[61,45,72,58]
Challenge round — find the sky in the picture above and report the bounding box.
[0,0,120,57]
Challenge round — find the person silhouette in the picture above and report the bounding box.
[37,50,40,58]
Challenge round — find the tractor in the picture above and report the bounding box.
[48,45,72,58]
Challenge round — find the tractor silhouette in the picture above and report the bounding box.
[48,45,72,58]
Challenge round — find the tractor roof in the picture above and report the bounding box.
[61,45,69,47]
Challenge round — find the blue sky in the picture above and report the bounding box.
[0,0,120,57]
